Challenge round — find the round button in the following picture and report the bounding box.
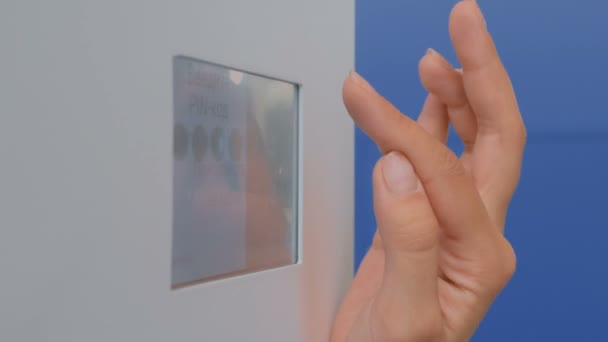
[229,128,242,161]
[174,123,188,161]
[192,125,208,162]
[211,126,225,161]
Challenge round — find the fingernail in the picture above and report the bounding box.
[480,7,487,29]
[382,152,419,196]
[349,70,377,94]
[425,48,452,69]
[464,0,487,30]
[471,0,488,30]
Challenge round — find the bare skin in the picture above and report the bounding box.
[332,1,526,341]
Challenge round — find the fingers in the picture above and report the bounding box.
[343,72,492,246]
[449,0,523,139]
[449,1,526,218]
[419,49,477,151]
[417,93,449,143]
[369,152,443,340]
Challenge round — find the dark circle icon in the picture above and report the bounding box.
[174,123,188,161]
[229,128,242,161]
[211,126,225,161]
[192,125,208,162]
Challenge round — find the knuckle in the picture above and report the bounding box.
[481,237,517,293]
[509,116,527,148]
[498,240,517,283]
[388,222,439,252]
[419,146,465,186]
[463,234,517,297]
[380,194,439,252]
[518,118,528,147]
[436,147,466,178]
[504,114,527,149]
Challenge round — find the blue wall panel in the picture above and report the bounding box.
[355,1,608,340]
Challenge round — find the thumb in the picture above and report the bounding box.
[370,152,443,340]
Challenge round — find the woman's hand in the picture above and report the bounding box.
[332,1,526,341]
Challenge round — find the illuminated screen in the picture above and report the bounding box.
[172,56,298,288]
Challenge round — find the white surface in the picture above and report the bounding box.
[0,1,354,341]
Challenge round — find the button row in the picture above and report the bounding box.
[174,123,243,162]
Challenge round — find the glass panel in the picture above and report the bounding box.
[172,56,298,288]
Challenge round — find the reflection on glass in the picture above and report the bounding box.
[172,56,298,288]
[192,125,208,162]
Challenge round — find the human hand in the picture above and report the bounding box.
[332,1,526,341]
